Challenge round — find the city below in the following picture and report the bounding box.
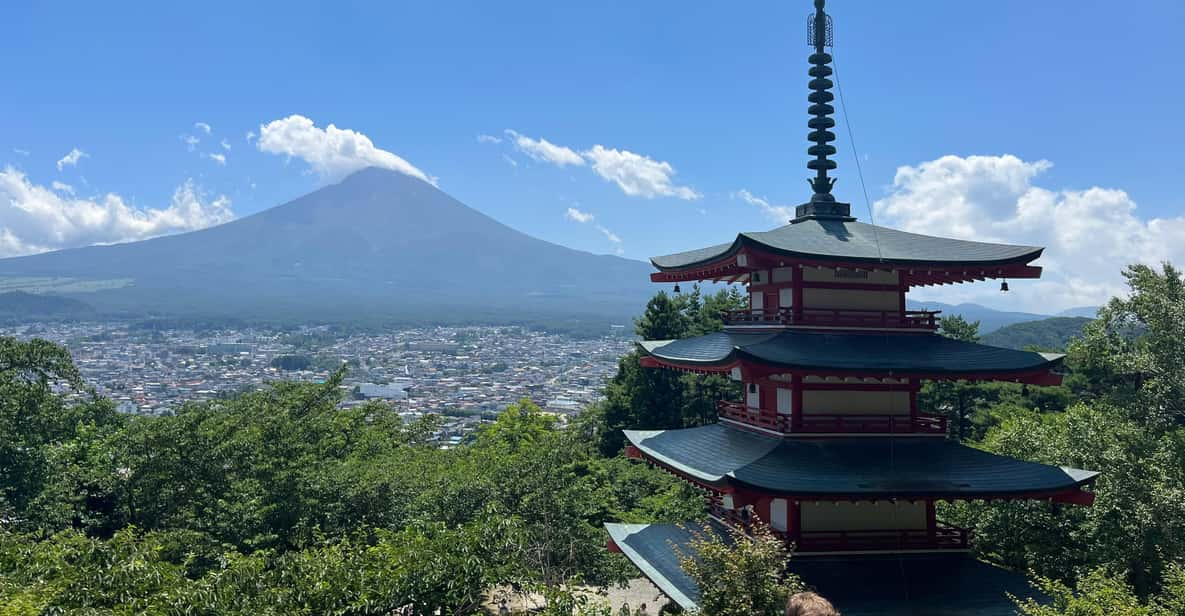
[7,321,633,446]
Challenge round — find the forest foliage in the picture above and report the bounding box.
[3,269,1185,614]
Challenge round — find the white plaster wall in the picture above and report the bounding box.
[777,388,793,415]
[770,499,789,532]
[779,287,793,308]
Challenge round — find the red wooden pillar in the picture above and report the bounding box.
[753,497,773,526]
[791,265,803,323]
[788,500,801,544]
[791,373,803,432]
[898,274,907,317]
[909,378,919,432]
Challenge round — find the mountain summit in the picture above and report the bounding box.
[0,168,655,322]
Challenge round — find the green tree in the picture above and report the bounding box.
[946,402,1185,597]
[920,315,986,441]
[596,289,744,454]
[635,291,691,340]
[0,337,123,530]
[1070,263,1185,429]
[676,522,804,616]
[1015,565,1185,616]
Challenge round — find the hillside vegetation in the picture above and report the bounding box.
[3,269,1185,614]
[981,316,1093,351]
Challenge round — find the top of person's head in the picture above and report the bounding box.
[785,591,840,616]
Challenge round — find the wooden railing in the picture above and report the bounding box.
[798,412,948,435]
[797,523,969,553]
[722,308,939,330]
[717,400,948,435]
[717,400,790,432]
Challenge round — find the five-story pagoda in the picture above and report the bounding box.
[605,2,1098,614]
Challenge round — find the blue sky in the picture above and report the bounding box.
[3,1,1184,312]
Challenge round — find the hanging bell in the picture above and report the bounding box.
[1000,280,1009,293]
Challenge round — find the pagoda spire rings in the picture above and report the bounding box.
[793,0,853,223]
[807,0,837,202]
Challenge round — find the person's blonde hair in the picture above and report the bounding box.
[784,591,839,616]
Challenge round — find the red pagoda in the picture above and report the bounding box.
[605,2,1098,613]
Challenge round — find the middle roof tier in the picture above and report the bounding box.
[639,330,1063,383]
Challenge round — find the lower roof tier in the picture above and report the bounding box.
[626,423,1097,500]
[606,520,1045,614]
[639,330,1064,383]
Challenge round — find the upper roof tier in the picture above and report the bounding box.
[653,219,1042,270]
[639,330,1064,384]
[649,219,1044,285]
[626,423,1097,500]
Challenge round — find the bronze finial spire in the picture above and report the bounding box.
[793,0,854,223]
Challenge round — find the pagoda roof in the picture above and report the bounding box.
[607,520,1044,614]
[639,330,1063,380]
[651,219,1043,272]
[625,423,1097,499]
[606,520,725,608]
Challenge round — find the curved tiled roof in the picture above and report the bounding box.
[650,219,1042,271]
[625,423,1097,498]
[606,521,1045,615]
[640,330,1062,376]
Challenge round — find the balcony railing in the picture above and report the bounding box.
[797,523,969,553]
[798,412,948,435]
[722,308,939,330]
[718,400,790,432]
[717,400,948,435]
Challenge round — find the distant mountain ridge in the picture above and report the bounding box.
[981,316,1093,351]
[905,300,1053,334]
[0,168,656,323]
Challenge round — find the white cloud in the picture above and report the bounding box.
[562,206,622,254]
[256,114,433,184]
[735,189,793,223]
[13,148,30,157]
[597,224,624,255]
[505,129,585,167]
[194,122,212,135]
[206,152,226,166]
[245,130,256,142]
[181,135,200,151]
[582,145,700,200]
[565,207,595,223]
[477,134,503,145]
[501,154,518,168]
[56,148,87,171]
[0,167,234,257]
[873,154,1185,312]
[220,139,231,151]
[499,129,701,201]
[51,181,74,195]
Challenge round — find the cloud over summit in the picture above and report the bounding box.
[257,115,434,184]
